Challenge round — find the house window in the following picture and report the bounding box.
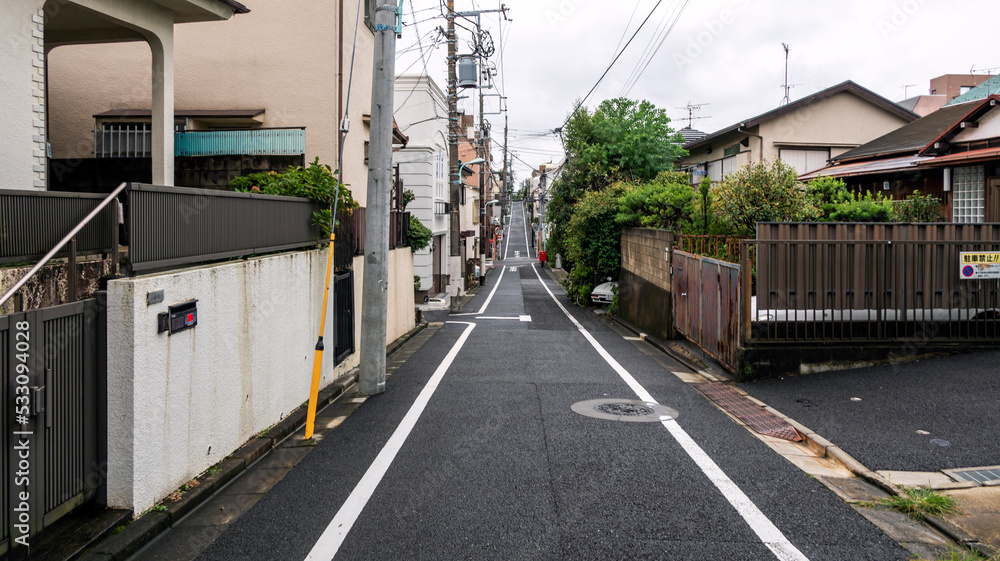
[960,86,972,95]
[363,0,375,31]
[724,144,741,158]
[707,159,722,182]
[779,148,831,175]
[953,165,985,223]
[435,148,446,201]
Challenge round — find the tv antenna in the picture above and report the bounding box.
[901,83,917,98]
[779,43,799,106]
[675,102,711,128]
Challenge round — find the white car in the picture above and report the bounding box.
[590,281,617,305]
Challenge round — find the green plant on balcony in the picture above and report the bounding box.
[231,157,358,236]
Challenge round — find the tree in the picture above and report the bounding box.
[408,215,432,253]
[715,159,816,235]
[547,97,687,266]
[563,184,625,304]
[616,172,695,232]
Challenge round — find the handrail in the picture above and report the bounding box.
[0,182,126,309]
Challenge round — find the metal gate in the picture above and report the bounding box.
[0,297,104,553]
[673,250,742,373]
[333,271,355,365]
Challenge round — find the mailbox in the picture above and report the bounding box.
[158,300,198,335]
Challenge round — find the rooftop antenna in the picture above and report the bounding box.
[780,43,797,106]
[675,102,711,128]
[901,83,917,98]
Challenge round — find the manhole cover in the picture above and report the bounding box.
[595,402,654,416]
[571,399,678,423]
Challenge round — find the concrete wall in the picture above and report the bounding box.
[395,147,435,291]
[106,246,413,513]
[0,0,47,190]
[619,228,674,341]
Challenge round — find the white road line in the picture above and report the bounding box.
[529,265,809,561]
[474,315,531,322]
[503,210,512,260]
[451,262,507,317]
[304,322,477,561]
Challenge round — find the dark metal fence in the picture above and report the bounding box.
[0,297,104,554]
[673,250,742,371]
[333,207,366,271]
[333,271,355,365]
[0,189,117,265]
[126,183,324,273]
[748,238,1000,342]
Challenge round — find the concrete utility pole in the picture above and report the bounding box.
[478,62,487,269]
[359,0,398,396]
[502,114,508,218]
[447,0,460,259]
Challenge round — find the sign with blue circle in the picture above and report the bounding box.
[960,252,1000,280]
[962,265,975,278]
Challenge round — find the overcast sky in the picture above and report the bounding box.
[394,0,999,183]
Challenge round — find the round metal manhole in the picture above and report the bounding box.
[571,399,679,423]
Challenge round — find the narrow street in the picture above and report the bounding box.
[140,202,907,561]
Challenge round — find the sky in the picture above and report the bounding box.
[393,0,1000,184]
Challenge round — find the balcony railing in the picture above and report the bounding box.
[175,128,305,157]
[94,126,306,158]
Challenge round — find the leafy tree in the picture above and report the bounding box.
[715,159,817,235]
[829,190,896,222]
[563,184,625,304]
[894,190,944,222]
[548,97,687,266]
[408,215,432,253]
[616,172,695,232]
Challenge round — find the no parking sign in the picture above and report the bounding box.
[960,252,1000,279]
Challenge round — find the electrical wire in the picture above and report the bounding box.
[620,0,690,97]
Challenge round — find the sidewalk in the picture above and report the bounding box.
[610,312,1000,559]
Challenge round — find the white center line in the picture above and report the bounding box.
[529,264,809,561]
[304,322,477,561]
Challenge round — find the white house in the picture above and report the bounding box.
[393,74,451,296]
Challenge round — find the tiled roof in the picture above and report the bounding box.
[678,126,707,143]
[831,102,978,162]
[946,74,1000,106]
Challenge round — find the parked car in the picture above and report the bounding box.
[591,281,617,305]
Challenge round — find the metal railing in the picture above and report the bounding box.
[126,183,324,273]
[676,235,746,264]
[0,184,125,310]
[0,189,118,266]
[95,124,151,158]
[174,128,305,157]
[389,211,410,249]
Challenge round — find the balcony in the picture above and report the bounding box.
[175,128,305,157]
[94,125,305,158]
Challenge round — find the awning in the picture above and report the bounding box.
[798,155,933,180]
[923,147,1000,167]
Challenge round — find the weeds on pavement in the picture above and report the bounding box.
[868,485,959,518]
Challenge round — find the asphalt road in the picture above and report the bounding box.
[740,351,1000,472]
[190,202,908,560]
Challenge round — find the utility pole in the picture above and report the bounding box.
[359,0,398,396]
[478,61,487,269]
[502,114,508,219]
[446,0,462,311]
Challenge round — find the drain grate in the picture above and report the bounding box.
[951,467,1000,484]
[595,402,654,417]
[694,382,802,442]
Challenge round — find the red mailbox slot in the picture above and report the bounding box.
[539,251,547,265]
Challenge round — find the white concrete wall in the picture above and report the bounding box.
[106,247,413,513]
[395,147,435,290]
[0,0,47,190]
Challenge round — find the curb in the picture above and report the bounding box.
[606,315,997,558]
[79,323,427,561]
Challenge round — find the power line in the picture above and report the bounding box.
[620,0,690,97]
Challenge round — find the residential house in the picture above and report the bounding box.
[393,74,451,296]
[680,81,919,182]
[1,0,248,193]
[801,95,1000,223]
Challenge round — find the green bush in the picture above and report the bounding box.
[566,265,595,306]
[408,215,432,253]
[895,190,944,222]
[231,157,357,236]
[829,190,896,222]
[715,159,817,235]
[806,176,850,220]
[616,172,695,232]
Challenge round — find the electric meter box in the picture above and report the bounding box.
[158,300,198,335]
[458,56,478,88]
